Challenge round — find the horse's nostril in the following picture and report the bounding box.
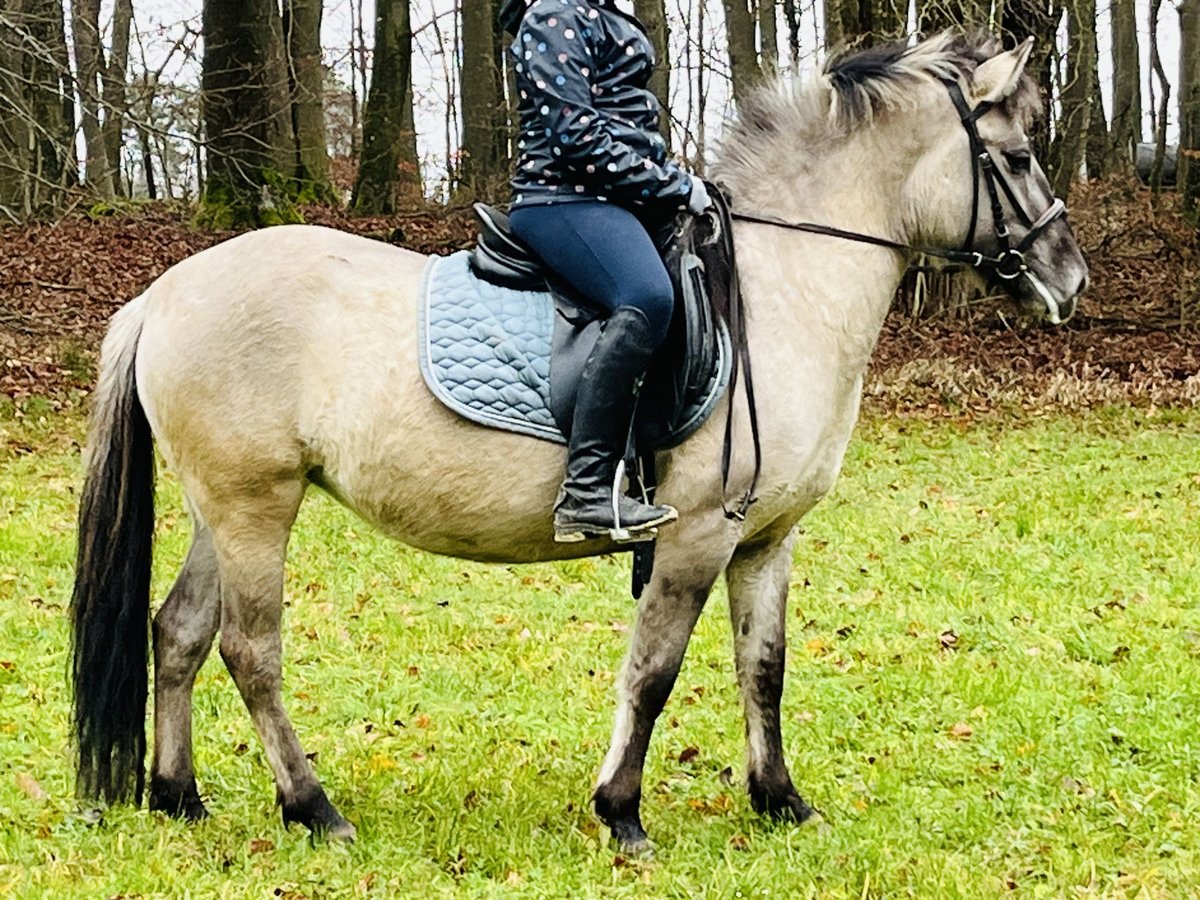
[1075,272,1090,296]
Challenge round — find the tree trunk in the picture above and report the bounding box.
[1148,0,1171,195]
[1001,0,1059,148]
[1109,0,1141,172]
[459,0,505,198]
[782,0,800,69]
[0,0,75,216]
[919,0,990,32]
[635,0,672,145]
[1048,0,1094,198]
[199,0,299,227]
[758,0,778,72]
[71,0,114,197]
[824,0,846,48]
[828,0,907,48]
[1179,0,1200,222]
[397,63,423,199]
[1084,13,1108,179]
[101,0,132,196]
[723,0,761,103]
[352,0,414,213]
[284,0,335,201]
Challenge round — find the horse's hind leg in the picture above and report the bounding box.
[149,521,220,819]
[593,523,734,854]
[210,481,355,840]
[725,529,816,823]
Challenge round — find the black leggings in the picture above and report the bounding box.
[508,201,674,346]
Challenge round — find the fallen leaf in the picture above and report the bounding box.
[948,721,973,739]
[678,746,699,764]
[939,629,959,651]
[16,773,46,800]
[249,837,274,854]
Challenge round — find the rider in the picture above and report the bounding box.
[498,0,713,543]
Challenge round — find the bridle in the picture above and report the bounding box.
[728,78,1067,285]
[714,76,1069,523]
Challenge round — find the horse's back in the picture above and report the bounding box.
[133,225,429,491]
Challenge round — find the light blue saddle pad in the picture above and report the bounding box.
[417,250,731,447]
[418,251,565,443]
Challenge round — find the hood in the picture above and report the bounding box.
[499,0,619,35]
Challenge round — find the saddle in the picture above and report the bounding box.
[469,202,728,452]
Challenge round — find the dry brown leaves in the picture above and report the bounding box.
[1,185,1195,416]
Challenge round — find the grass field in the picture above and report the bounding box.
[1,405,1198,898]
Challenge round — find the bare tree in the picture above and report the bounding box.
[918,0,990,32]
[459,0,506,198]
[1109,0,1141,171]
[199,0,298,226]
[71,0,115,197]
[352,0,415,212]
[1049,0,1095,198]
[724,0,762,102]
[1084,10,1108,178]
[781,0,800,70]
[0,0,75,217]
[1180,0,1200,221]
[826,0,907,50]
[1148,0,1171,195]
[635,0,672,144]
[758,0,779,72]
[284,0,335,200]
[101,0,133,196]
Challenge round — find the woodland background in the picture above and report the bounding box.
[0,0,1197,406]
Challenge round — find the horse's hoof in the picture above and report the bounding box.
[618,835,655,858]
[281,785,353,841]
[607,817,653,856]
[326,819,357,842]
[800,809,831,834]
[149,776,209,822]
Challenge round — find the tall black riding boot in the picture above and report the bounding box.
[554,306,678,543]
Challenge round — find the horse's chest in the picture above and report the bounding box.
[750,387,861,527]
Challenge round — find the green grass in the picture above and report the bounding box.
[1,407,1198,897]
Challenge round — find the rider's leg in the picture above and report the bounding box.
[509,202,677,541]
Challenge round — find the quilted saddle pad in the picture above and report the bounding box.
[418,250,730,447]
[419,251,566,443]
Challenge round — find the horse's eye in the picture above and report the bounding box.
[1002,150,1031,174]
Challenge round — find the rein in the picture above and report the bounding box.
[729,80,1067,283]
[711,77,1068,521]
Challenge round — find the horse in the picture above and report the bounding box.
[70,33,1088,854]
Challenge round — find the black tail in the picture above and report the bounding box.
[70,307,154,804]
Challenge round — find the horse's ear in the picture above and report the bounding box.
[970,37,1034,105]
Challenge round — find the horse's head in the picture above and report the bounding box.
[907,37,1089,323]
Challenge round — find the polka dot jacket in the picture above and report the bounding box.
[508,0,693,211]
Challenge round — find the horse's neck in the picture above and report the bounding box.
[732,138,912,396]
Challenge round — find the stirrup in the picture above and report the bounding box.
[554,523,662,545]
[553,462,676,544]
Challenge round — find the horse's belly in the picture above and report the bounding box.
[314,400,619,563]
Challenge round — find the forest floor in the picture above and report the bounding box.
[1,179,1197,415]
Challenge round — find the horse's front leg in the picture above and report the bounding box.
[593,517,736,854]
[725,528,817,823]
